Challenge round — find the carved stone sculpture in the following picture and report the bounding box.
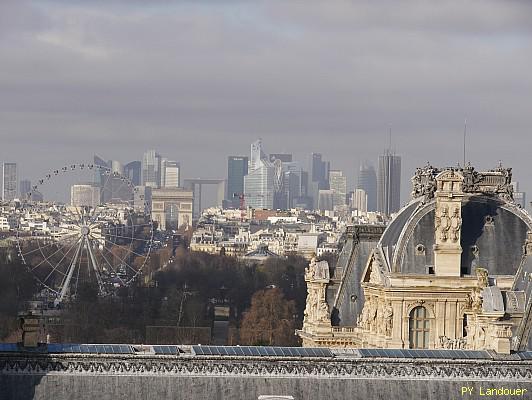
[470,288,483,311]
[475,267,489,288]
[369,255,382,285]
[384,304,393,337]
[450,207,461,242]
[435,206,450,242]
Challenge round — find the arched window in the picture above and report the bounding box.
[409,306,430,349]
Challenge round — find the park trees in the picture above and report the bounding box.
[239,288,298,346]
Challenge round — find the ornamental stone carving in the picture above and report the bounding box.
[439,336,466,349]
[411,163,440,200]
[450,207,461,242]
[475,267,489,288]
[305,257,330,281]
[368,255,383,285]
[435,206,450,242]
[410,164,515,202]
[357,296,378,332]
[0,354,530,381]
[302,257,331,331]
[384,304,393,337]
[525,231,532,255]
[469,288,483,312]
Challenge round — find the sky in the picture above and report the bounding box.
[1,0,532,206]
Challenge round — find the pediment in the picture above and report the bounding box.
[435,170,464,182]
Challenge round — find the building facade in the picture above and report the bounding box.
[70,184,100,208]
[151,188,193,230]
[329,170,347,208]
[19,179,31,200]
[299,164,532,354]
[352,188,368,213]
[161,160,180,188]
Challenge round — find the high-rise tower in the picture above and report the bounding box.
[161,160,180,188]
[124,161,142,186]
[377,150,401,215]
[142,150,162,188]
[244,139,274,209]
[227,156,248,208]
[1,163,17,201]
[329,170,347,208]
[357,163,377,212]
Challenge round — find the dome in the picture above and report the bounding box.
[377,165,532,276]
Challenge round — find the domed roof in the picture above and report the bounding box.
[377,165,532,276]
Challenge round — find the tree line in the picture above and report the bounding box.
[0,248,319,347]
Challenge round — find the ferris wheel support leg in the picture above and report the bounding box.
[85,238,104,295]
[55,241,83,307]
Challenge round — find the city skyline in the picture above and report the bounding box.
[1,1,532,203]
[4,141,530,214]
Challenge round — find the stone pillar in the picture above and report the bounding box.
[436,301,447,341]
[433,170,464,276]
[389,301,404,348]
[301,258,332,338]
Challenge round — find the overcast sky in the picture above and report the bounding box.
[1,0,532,205]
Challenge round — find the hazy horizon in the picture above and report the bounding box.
[1,1,532,207]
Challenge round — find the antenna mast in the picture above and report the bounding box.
[388,124,392,153]
[463,119,467,167]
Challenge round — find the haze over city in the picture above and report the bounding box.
[2,2,532,399]
[1,0,532,202]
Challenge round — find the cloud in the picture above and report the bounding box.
[1,0,532,204]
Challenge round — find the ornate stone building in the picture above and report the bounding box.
[298,164,532,353]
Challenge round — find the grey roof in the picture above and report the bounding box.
[377,194,532,276]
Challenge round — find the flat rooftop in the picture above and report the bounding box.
[1,343,531,362]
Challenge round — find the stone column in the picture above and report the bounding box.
[389,301,404,348]
[433,170,464,277]
[301,258,332,337]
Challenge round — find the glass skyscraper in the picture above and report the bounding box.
[142,150,161,188]
[377,150,401,215]
[227,156,248,208]
[357,163,377,212]
[124,161,142,186]
[244,140,274,209]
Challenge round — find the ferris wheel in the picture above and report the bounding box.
[15,163,154,306]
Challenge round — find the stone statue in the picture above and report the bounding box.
[475,267,489,288]
[411,168,423,198]
[303,256,331,328]
[317,300,330,322]
[305,256,317,281]
[358,296,377,331]
[436,206,450,242]
[368,297,378,332]
[384,304,393,337]
[471,288,483,311]
[369,255,382,285]
[357,298,369,329]
[376,301,385,335]
[314,261,330,280]
[450,207,461,242]
[305,257,330,281]
[303,290,314,322]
